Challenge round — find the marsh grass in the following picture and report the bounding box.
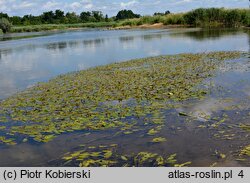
[11,22,118,33]
[116,14,186,27]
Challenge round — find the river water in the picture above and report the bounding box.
[0,28,249,166]
[0,28,249,99]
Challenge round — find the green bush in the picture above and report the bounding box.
[119,19,139,26]
[163,14,185,25]
[0,18,12,33]
[183,8,249,27]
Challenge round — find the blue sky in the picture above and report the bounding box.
[0,0,249,16]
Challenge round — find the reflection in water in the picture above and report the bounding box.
[46,42,67,50]
[169,28,248,41]
[38,38,107,51]
[0,131,111,166]
[142,34,163,40]
[0,31,65,42]
[68,41,80,48]
[83,38,104,46]
[0,38,106,56]
[0,28,249,99]
[119,36,134,42]
[0,49,12,60]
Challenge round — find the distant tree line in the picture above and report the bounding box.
[0,10,109,25]
[0,8,249,33]
[0,9,142,26]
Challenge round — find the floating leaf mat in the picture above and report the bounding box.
[0,51,243,144]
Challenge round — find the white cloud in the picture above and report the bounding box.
[65,0,93,11]
[42,1,61,10]
[172,0,195,5]
[120,0,138,8]
[0,0,15,12]
[12,1,36,10]
[85,3,93,9]
[0,0,248,17]
[69,2,82,9]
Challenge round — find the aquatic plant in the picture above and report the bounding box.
[0,51,243,145]
[62,144,191,167]
[240,145,250,157]
[151,137,166,143]
[0,136,16,145]
[239,124,250,132]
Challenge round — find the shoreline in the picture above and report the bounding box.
[104,23,192,30]
[1,23,248,35]
[0,23,185,35]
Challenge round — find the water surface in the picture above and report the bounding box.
[0,28,249,167]
[0,28,249,99]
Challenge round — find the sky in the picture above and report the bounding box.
[0,0,249,17]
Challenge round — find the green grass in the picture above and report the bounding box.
[117,13,186,27]
[11,22,118,33]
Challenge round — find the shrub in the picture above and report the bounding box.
[119,19,140,26]
[163,14,185,25]
[0,18,12,33]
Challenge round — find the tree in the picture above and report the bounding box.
[80,11,91,22]
[165,11,171,15]
[0,18,12,33]
[154,12,164,16]
[0,12,9,19]
[116,10,140,20]
[154,11,170,16]
[105,14,109,22]
[41,11,55,23]
[92,11,104,22]
[55,9,64,23]
[55,9,64,19]
[65,12,79,24]
[10,16,22,25]
[22,15,33,25]
[225,9,241,26]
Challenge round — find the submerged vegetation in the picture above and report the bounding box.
[0,8,249,33]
